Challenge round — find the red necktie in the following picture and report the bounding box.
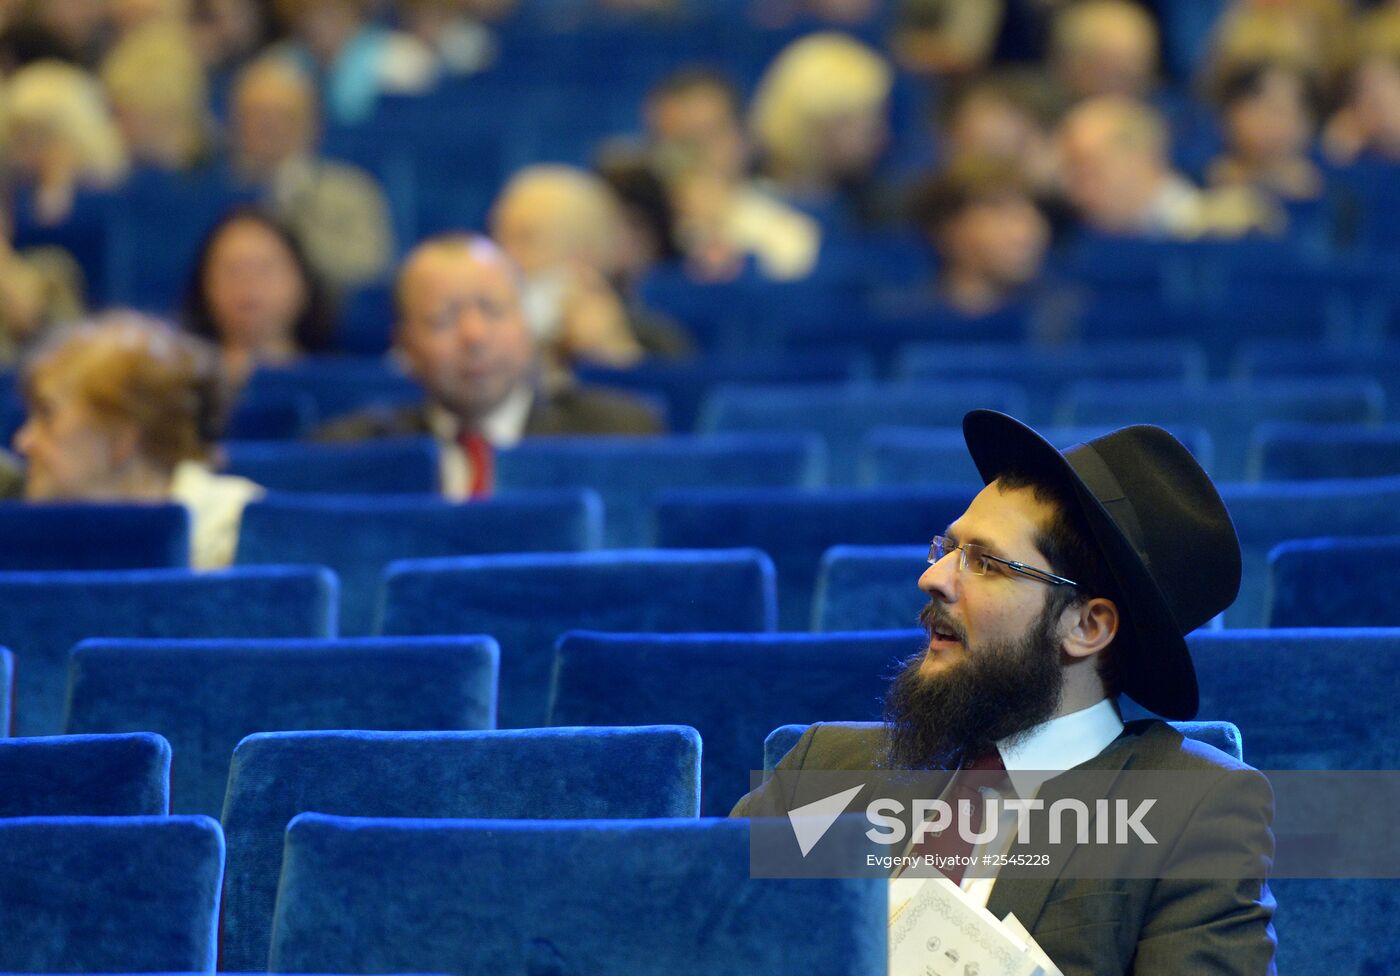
[911,750,1008,884]
[458,430,494,499]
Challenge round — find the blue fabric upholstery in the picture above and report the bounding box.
[1236,339,1400,420]
[382,550,776,728]
[495,434,825,547]
[812,545,929,631]
[236,490,603,636]
[1268,537,1400,627]
[893,340,1207,426]
[1059,378,1385,481]
[221,726,701,971]
[225,389,317,440]
[0,816,223,973]
[698,381,1027,485]
[860,424,1216,486]
[1249,422,1400,480]
[761,720,1244,776]
[1220,478,1400,627]
[0,566,337,737]
[549,630,918,815]
[656,487,972,630]
[0,733,169,817]
[241,357,423,424]
[222,437,440,495]
[65,636,498,818]
[0,647,11,737]
[0,503,189,570]
[268,814,885,975]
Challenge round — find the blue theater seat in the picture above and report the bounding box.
[221,437,440,495]
[1235,340,1400,419]
[811,545,928,632]
[1220,478,1400,627]
[235,490,602,636]
[0,566,337,737]
[240,357,423,424]
[381,550,776,728]
[224,389,317,440]
[0,733,170,816]
[221,726,700,971]
[1248,423,1400,480]
[1268,537,1400,628]
[495,434,825,547]
[548,630,920,815]
[656,487,971,630]
[698,381,1027,485]
[267,814,885,975]
[0,502,188,570]
[0,816,223,973]
[65,637,498,818]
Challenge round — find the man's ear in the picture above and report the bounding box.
[1061,597,1119,661]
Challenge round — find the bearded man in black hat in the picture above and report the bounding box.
[732,410,1277,975]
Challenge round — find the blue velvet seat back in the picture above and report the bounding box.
[0,566,337,737]
[495,433,826,547]
[548,630,920,815]
[0,733,170,817]
[236,490,603,636]
[381,549,777,728]
[221,726,701,971]
[1059,378,1386,480]
[697,380,1027,485]
[812,545,930,631]
[0,502,189,570]
[1268,537,1400,627]
[1249,422,1400,480]
[65,636,498,818]
[656,487,971,630]
[0,647,11,736]
[222,437,440,495]
[761,720,1244,776]
[241,357,423,423]
[268,814,885,975]
[1220,479,1400,627]
[0,816,223,973]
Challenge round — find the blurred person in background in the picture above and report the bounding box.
[1049,0,1159,101]
[1207,61,1322,202]
[935,71,1061,196]
[228,56,394,288]
[182,206,336,385]
[0,206,84,366]
[107,0,191,40]
[1057,94,1279,238]
[100,19,212,172]
[398,0,517,77]
[270,0,435,126]
[191,0,273,91]
[893,0,1004,78]
[1,59,128,224]
[316,235,663,498]
[28,0,108,67]
[11,313,263,568]
[646,67,820,281]
[1323,17,1400,165]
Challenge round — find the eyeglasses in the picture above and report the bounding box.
[928,535,1079,588]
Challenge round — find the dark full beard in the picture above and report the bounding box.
[881,600,1066,770]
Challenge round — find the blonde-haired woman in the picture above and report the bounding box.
[101,20,212,172]
[2,60,128,224]
[13,313,263,569]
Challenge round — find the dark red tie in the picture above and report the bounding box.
[911,750,1008,884]
[458,430,494,499]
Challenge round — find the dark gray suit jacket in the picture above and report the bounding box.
[732,719,1277,976]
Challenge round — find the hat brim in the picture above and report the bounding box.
[962,410,1199,720]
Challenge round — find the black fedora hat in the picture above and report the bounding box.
[961,410,1241,720]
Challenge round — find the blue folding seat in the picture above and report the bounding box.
[65,636,498,817]
[1266,537,1400,628]
[1236,340,1400,420]
[1219,478,1400,627]
[656,487,971,630]
[1059,378,1385,480]
[811,545,929,632]
[0,647,10,735]
[224,389,317,440]
[0,566,336,737]
[381,550,776,728]
[0,502,188,570]
[221,437,440,495]
[548,630,918,815]
[267,814,885,975]
[859,424,1215,487]
[0,733,170,816]
[496,434,825,547]
[235,490,601,636]
[699,381,1026,485]
[893,340,1207,426]
[1248,423,1400,480]
[221,726,700,971]
[0,816,224,972]
[240,356,422,425]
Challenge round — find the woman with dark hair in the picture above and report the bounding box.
[182,206,335,384]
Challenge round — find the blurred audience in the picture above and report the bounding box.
[1324,51,1400,165]
[316,234,663,499]
[935,71,1061,195]
[0,207,85,366]
[182,206,336,385]
[11,313,262,568]
[101,19,212,172]
[893,0,1003,78]
[228,56,395,288]
[399,0,514,77]
[1208,61,1322,202]
[1049,0,1159,101]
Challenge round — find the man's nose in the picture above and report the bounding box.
[455,306,490,343]
[919,550,958,602]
